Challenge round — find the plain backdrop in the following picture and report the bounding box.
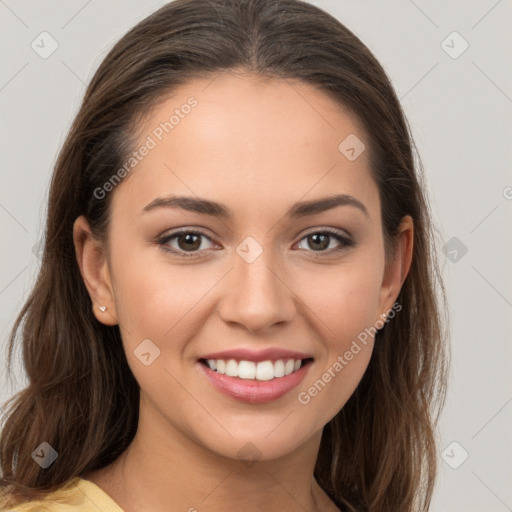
[1,1,511,511]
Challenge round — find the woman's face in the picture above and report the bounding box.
[76,71,411,462]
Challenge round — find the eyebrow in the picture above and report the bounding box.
[142,193,369,219]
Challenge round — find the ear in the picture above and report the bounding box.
[73,215,118,326]
[375,215,414,323]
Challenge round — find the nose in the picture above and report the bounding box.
[217,246,295,334]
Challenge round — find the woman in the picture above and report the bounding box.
[0,0,449,510]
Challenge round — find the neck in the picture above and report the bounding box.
[83,398,339,512]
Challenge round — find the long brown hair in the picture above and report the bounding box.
[0,1,449,510]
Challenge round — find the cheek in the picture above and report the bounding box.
[109,252,208,394]
[297,343,373,429]
[110,247,223,353]
[108,246,181,339]
[300,261,382,346]
[292,263,381,421]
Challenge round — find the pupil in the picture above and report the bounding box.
[179,233,200,251]
[309,233,329,250]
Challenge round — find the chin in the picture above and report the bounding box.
[191,419,318,464]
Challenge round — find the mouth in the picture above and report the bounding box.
[197,356,314,404]
[198,357,314,381]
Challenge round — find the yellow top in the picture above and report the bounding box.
[0,477,124,512]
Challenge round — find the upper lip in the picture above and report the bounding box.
[199,347,314,363]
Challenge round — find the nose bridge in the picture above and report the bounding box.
[219,235,294,332]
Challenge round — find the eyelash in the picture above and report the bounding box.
[156,228,355,259]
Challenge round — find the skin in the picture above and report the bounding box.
[74,70,413,512]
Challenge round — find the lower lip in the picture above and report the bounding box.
[197,360,312,404]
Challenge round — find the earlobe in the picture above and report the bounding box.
[376,215,414,323]
[73,215,118,326]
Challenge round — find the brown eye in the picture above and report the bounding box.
[303,233,331,251]
[296,229,354,256]
[158,230,215,258]
[175,232,202,252]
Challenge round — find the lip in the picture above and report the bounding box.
[199,347,313,363]
[197,358,313,404]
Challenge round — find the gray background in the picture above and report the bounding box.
[1,1,511,511]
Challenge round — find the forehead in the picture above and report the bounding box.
[110,71,378,224]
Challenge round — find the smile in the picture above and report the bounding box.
[197,357,314,404]
[199,357,312,381]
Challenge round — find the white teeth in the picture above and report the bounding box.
[225,359,238,377]
[284,359,295,375]
[216,359,225,374]
[205,357,307,380]
[238,360,256,379]
[256,361,274,381]
[274,359,285,378]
